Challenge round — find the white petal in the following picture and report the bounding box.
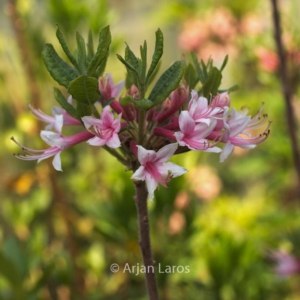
[220,142,235,162]
[156,143,178,163]
[131,166,146,181]
[203,146,222,153]
[164,162,187,178]
[54,114,63,134]
[52,152,63,171]
[145,174,158,201]
[137,146,156,165]
[82,116,102,129]
[40,131,62,147]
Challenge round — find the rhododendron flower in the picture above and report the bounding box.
[29,104,81,132]
[131,143,187,200]
[187,90,224,125]
[13,131,94,171]
[209,106,270,162]
[99,73,125,101]
[82,106,122,148]
[174,111,221,152]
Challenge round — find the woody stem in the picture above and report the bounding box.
[133,179,159,300]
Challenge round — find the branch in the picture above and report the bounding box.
[270,0,300,197]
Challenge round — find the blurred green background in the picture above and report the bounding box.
[1,0,300,299]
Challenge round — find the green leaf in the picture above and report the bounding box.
[76,31,87,74]
[220,55,229,72]
[87,30,95,62]
[42,44,78,88]
[87,25,111,76]
[53,87,78,119]
[146,28,163,82]
[95,53,109,78]
[125,44,140,71]
[202,67,222,99]
[56,26,80,72]
[140,41,147,82]
[147,60,161,86]
[200,59,208,78]
[103,97,116,107]
[120,95,132,106]
[76,102,92,119]
[191,53,205,84]
[116,54,139,87]
[148,61,185,107]
[218,84,239,93]
[68,75,100,104]
[124,44,140,87]
[132,98,153,109]
[184,63,198,89]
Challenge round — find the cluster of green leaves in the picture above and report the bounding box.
[117,29,185,110]
[184,53,238,99]
[42,26,111,119]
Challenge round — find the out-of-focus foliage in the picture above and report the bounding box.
[1,0,300,299]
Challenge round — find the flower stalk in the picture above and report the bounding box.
[133,178,159,300]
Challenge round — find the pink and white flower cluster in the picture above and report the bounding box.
[13,74,270,200]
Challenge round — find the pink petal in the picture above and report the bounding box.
[179,111,196,134]
[82,116,103,129]
[106,133,121,148]
[87,136,107,146]
[112,80,125,98]
[101,106,114,127]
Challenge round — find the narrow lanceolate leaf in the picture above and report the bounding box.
[68,75,100,104]
[220,55,228,72]
[56,26,80,72]
[139,41,147,82]
[87,25,111,76]
[53,87,78,119]
[202,67,222,99]
[76,31,87,74]
[95,53,108,78]
[191,53,205,84]
[87,30,95,62]
[42,44,78,88]
[148,61,185,107]
[146,28,163,82]
[184,63,198,89]
[200,59,208,78]
[116,54,139,87]
[125,44,140,71]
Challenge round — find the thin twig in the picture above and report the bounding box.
[133,179,159,300]
[270,0,300,197]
